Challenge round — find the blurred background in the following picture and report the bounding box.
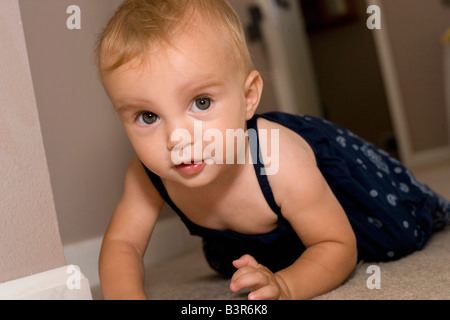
[9,0,450,290]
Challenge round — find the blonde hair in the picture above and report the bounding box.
[95,0,254,75]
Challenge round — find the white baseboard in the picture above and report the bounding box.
[407,146,450,169]
[0,265,92,300]
[63,216,202,290]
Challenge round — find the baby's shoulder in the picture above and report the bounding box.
[256,117,316,165]
[256,117,324,206]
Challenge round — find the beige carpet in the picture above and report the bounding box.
[141,226,450,300]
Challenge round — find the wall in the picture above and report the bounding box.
[19,0,143,246]
[0,0,65,283]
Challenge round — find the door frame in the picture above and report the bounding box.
[367,0,450,168]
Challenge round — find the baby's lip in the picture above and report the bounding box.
[174,159,204,166]
[174,160,206,175]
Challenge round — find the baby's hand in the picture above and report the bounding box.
[230,255,291,300]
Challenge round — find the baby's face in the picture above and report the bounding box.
[102,27,259,187]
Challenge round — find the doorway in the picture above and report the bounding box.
[300,0,398,156]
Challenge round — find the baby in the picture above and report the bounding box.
[95,0,450,300]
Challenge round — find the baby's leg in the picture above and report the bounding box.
[432,194,450,231]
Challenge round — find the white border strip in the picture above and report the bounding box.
[0,265,92,300]
[366,0,412,164]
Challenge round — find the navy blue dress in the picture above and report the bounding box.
[144,112,450,277]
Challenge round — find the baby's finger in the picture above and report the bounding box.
[230,269,269,293]
[230,265,254,284]
[232,254,259,269]
[248,284,280,300]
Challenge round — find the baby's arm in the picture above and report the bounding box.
[231,125,357,299]
[231,169,357,299]
[99,156,164,300]
[274,166,358,299]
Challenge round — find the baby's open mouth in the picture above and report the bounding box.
[175,160,206,175]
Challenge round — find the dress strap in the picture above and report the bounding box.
[247,115,283,217]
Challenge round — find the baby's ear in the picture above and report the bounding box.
[244,70,263,120]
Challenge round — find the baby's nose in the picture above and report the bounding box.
[167,129,191,151]
[165,118,195,151]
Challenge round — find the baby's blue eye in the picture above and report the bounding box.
[192,97,212,112]
[137,112,158,125]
